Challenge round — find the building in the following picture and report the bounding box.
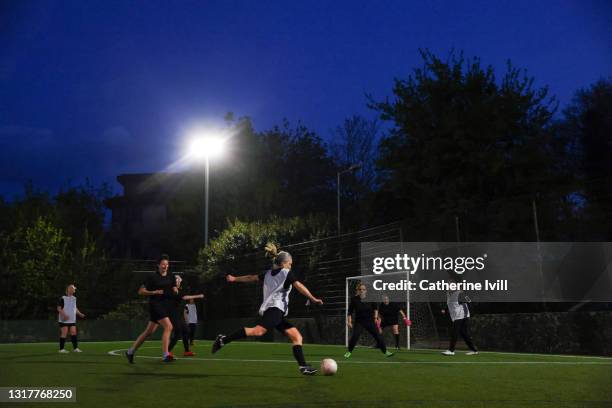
[106,172,203,258]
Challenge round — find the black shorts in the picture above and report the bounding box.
[258,307,294,333]
[149,302,170,323]
[58,323,76,327]
[380,318,398,328]
[168,308,182,325]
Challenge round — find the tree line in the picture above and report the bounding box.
[1,50,610,319]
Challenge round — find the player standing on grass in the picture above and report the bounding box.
[345,283,394,359]
[125,254,178,363]
[168,275,204,357]
[57,284,85,353]
[441,289,479,356]
[211,243,323,376]
[185,298,198,346]
[377,295,410,350]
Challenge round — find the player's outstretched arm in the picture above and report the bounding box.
[138,285,163,296]
[226,274,259,283]
[182,294,204,300]
[76,308,85,319]
[292,281,323,305]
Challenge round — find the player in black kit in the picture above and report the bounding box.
[344,283,394,358]
[377,295,410,350]
[125,254,177,363]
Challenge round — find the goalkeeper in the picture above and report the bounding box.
[344,283,394,359]
[377,295,411,350]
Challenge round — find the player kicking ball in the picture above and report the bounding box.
[212,243,323,376]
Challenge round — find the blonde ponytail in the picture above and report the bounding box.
[264,242,279,259]
[264,242,292,266]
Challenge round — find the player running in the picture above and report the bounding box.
[377,295,411,350]
[168,275,204,357]
[57,284,85,353]
[211,243,323,376]
[125,254,178,363]
[344,283,394,359]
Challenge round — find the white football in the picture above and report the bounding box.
[320,358,337,376]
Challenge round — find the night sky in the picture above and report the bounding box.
[1,0,610,199]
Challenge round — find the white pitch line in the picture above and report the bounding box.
[416,347,612,361]
[2,340,610,361]
[201,342,612,360]
[107,349,612,365]
[0,340,135,346]
[155,341,612,361]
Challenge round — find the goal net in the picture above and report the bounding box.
[346,271,440,350]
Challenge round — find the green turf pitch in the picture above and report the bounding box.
[0,341,611,408]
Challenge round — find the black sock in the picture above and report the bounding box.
[224,328,246,344]
[71,335,78,349]
[59,337,66,350]
[182,332,190,352]
[292,345,307,366]
[169,333,178,352]
[394,334,400,348]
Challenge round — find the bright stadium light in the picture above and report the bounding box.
[185,129,228,247]
[188,135,225,160]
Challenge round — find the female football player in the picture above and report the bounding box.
[57,284,85,353]
[345,283,393,358]
[125,254,177,363]
[211,243,323,375]
[377,295,410,350]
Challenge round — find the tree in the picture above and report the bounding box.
[195,215,331,318]
[369,50,563,240]
[0,217,71,319]
[54,182,110,253]
[561,78,612,239]
[212,118,337,223]
[0,183,113,319]
[280,122,337,216]
[331,115,381,230]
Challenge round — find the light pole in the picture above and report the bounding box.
[337,162,362,234]
[188,136,225,247]
[204,155,210,247]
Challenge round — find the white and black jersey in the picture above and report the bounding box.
[58,295,77,323]
[185,304,198,324]
[446,290,470,322]
[257,268,297,316]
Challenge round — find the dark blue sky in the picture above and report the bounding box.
[1,0,610,199]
